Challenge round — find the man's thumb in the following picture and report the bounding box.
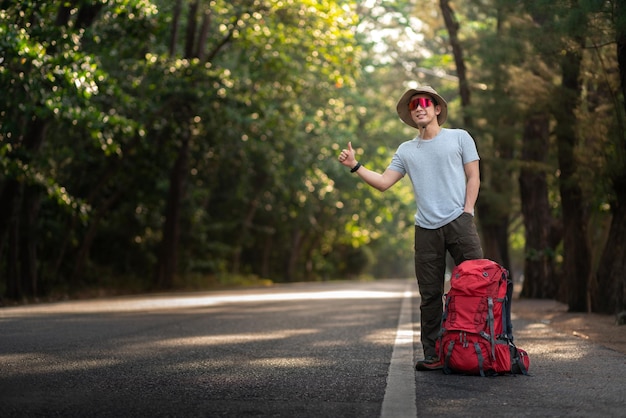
[348,142,353,152]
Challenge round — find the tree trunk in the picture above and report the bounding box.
[4,187,22,300]
[154,1,205,288]
[184,1,199,59]
[75,3,103,28]
[196,9,212,61]
[439,0,471,124]
[0,179,22,268]
[285,228,304,281]
[594,190,626,314]
[232,199,259,276]
[261,234,273,279]
[479,223,509,267]
[485,8,514,270]
[55,2,103,28]
[593,5,626,315]
[554,37,591,312]
[19,186,41,297]
[439,0,510,266]
[156,134,190,288]
[519,113,561,298]
[169,0,183,56]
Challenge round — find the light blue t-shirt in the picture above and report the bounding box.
[387,128,479,229]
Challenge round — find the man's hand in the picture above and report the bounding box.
[337,142,403,191]
[338,142,357,169]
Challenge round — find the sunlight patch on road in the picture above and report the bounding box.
[363,327,398,346]
[170,357,328,371]
[539,340,587,360]
[0,288,405,317]
[0,353,122,377]
[153,329,318,348]
[515,322,588,360]
[248,357,326,368]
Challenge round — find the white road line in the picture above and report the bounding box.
[380,281,417,418]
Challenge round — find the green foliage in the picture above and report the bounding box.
[2,0,624,303]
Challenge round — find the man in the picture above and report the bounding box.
[338,85,483,371]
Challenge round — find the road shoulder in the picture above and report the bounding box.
[512,298,626,355]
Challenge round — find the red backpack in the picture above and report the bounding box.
[436,259,530,376]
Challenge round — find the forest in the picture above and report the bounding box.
[1,0,625,318]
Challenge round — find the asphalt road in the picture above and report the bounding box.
[0,279,624,417]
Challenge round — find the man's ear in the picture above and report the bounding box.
[435,105,441,115]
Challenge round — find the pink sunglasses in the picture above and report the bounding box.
[408,97,433,111]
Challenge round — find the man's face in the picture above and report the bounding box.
[409,94,439,127]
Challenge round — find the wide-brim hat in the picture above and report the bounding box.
[396,85,448,129]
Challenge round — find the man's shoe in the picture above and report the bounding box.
[415,356,443,371]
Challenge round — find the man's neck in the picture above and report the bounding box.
[419,124,441,140]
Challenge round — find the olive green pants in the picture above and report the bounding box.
[414,212,483,358]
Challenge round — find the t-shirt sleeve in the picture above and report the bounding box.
[460,130,480,164]
[387,150,406,175]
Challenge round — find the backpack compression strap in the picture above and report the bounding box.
[474,342,485,377]
[443,340,455,375]
[487,297,496,359]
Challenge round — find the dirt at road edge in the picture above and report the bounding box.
[513,298,626,355]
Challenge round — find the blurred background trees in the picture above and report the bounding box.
[1,0,624,317]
